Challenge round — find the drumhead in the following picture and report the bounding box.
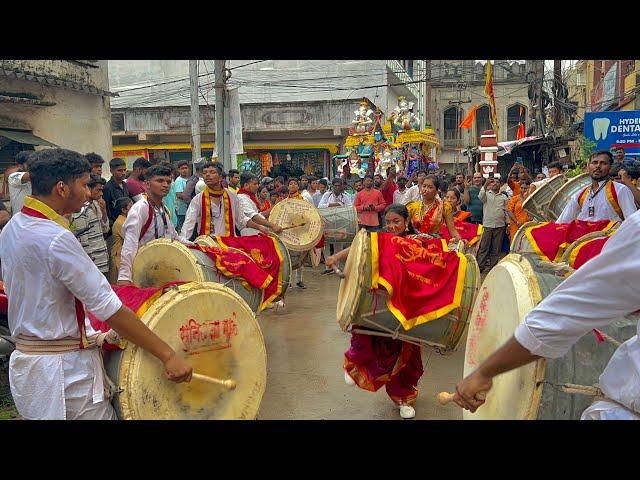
[269,199,323,252]
[548,173,591,221]
[195,235,217,247]
[319,206,358,243]
[522,175,565,221]
[115,282,267,419]
[463,254,552,419]
[133,238,208,287]
[336,228,369,331]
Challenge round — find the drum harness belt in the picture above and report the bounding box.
[15,332,123,401]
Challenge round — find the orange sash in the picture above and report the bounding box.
[200,187,234,236]
[577,181,624,220]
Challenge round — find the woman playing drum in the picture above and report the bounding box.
[406,176,461,244]
[327,204,427,419]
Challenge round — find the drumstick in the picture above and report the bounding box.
[332,267,345,278]
[437,391,486,405]
[280,222,306,231]
[192,373,236,390]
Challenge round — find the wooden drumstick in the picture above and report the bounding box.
[192,373,236,390]
[281,222,307,231]
[437,391,486,405]
[333,267,345,279]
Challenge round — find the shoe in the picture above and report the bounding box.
[296,281,307,289]
[399,405,415,419]
[321,269,333,275]
[344,370,356,386]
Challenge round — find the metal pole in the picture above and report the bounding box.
[214,60,226,168]
[189,60,201,162]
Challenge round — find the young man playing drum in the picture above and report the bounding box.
[0,149,192,420]
[556,151,636,223]
[452,207,640,420]
[180,162,275,242]
[117,164,180,286]
[236,171,283,236]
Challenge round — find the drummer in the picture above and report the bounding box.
[452,208,640,420]
[327,204,425,419]
[179,162,276,242]
[0,149,192,420]
[556,151,636,223]
[286,177,314,289]
[236,171,283,236]
[406,176,461,243]
[319,177,353,272]
[117,164,180,286]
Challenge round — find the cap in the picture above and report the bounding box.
[260,176,274,185]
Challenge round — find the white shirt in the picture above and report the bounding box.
[8,172,32,214]
[556,180,637,223]
[179,189,248,241]
[404,184,421,204]
[318,191,353,208]
[237,193,264,236]
[195,178,206,195]
[118,197,179,282]
[515,208,640,419]
[0,211,123,419]
[393,188,409,205]
[301,190,314,204]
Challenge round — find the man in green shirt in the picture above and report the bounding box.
[463,172,484,224]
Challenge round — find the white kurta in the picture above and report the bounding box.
[118,197,179,282]
[179,189,248,241]
[515,208,640,419]
[0,212,123,419]
[318,191,353,208]
[403,184,421,204]
[237,193,264,236]
[556,180,637,223]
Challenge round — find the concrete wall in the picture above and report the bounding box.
[0,60,112,162]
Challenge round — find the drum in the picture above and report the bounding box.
[105,282,267,419]
[560,226,618,269]
[195,234,292,300]
[522,174,566,222]
[318,206,358,244]
[336,229,481,353]
[547,173,591,221]
[462,254,637,419]
[509,220,545,255]
[132,238,263,313]
[269,198,322,269]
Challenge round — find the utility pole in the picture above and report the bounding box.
[553,59,562,129]
[189,60,201,163]
[425,59,431,125]
[215,60,233,171]
[449,82,471,173]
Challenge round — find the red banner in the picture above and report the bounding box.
[371,232,467,330]
[568,236,611,269]
[214,234,285,310]
[439,218,483,246]
[525,219,616,262]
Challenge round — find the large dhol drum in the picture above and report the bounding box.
[132,238,263,313]
[547,173,591,221]
[195,234,292,300]
[318,206,358,244]
[462,254,637,419]
[509,220,545,254]
[269,198,323,270]
[105,282,267,419]
[336,229,481,353]
[560,226,618,269]
[522,174,566,222]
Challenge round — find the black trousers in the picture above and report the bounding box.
[476,226,505,273]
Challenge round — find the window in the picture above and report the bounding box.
[475,105,491,142]
[506,104,526,141]
[443,106,463,142]
[111,113,125,131]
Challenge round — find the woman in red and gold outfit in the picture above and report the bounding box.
[406,176,460,243]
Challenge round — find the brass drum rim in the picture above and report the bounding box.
[133,238,208,286]
[560,227,618,264]
[336,228,369,329]
[547,172,591,219]
[270,199,323,252]
[522,174,566,221]
[509,220,544,253]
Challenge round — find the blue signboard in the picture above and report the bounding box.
[584,110,640,157]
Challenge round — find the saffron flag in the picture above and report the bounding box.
[525,219,616,262]
[516,123,525,140]
[214,234,285,310]
[568,235,611,269]
[485,61,499,136]
[459,104,478,129]
[371,232,467,330]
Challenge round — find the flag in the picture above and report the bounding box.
[485,61,499,136]
[459,104,478,129]
[516,123,525,140]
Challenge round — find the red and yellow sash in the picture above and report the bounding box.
[288,191,302,200]
[238,188,261,210]
[577,181,624,220]
[370,232,467,330]
[200,187,234,236]
[21,196,89,349]
[216,235,285,310]
[524,219,616,262]
[408,199,447,235]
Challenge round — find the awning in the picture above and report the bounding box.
[113,142,340,155]
[0,129,58,147]
[497,135,546,156]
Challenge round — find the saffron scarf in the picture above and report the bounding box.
[577,180,624,220]
[21,196,88,349]
[200,186,234,236]
[288,191,303,200]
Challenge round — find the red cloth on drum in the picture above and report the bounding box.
[87,285,163,351]
[525,219,616,262]
[371,232,467,331]
[569,236,611,269]
[212,234,284,310]
[439,218,483,246]
[344,330,423,405]
[316,234,325,249]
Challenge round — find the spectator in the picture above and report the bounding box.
[453,172,465,194]
[462,172,484,225]
[227,169,241,192]
[174,160,191,231]
[316,178,328,204]
[103,157,130,228]
[183,159,205,204]
[8,151,33,215]
[261,176,275,192]
[109,196,133,283]
[404,169,428,204]
[373,174,384,189]
[380,166,398,209]
[476,176,508,273]
[300,175,309,191]
[86,152,105,178]
[354,174,385,232]
[506,178,532,241]
[274,176,285,192]
[126,157,152,201]
[393,176,410,205]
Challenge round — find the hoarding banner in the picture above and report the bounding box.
[584,110,640,156]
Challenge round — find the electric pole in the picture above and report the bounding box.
[425,59,431,125]
[189,60,201,162]
[215,60,233,171]
[449,82,471,173]
[553,59,562,128]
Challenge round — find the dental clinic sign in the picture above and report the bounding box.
[585,110,640,156]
